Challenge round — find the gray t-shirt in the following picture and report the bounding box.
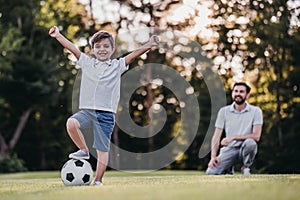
[215,103,263,147]
[77,53,128,113]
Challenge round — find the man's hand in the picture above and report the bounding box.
[221,137,234,146]
[208,157,219,168]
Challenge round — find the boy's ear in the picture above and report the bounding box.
[110,46,116,56]
[90,49,93,54]
[90,49,97,58]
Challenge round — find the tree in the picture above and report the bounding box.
[99,0,219,170]
[203,0,300,173]
[0,25,26,157]
[248,0,300,173]
[0,0,90,170]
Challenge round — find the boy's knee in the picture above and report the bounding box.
[66,118,80,132]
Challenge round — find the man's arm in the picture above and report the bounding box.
[208,128,223,168]
[125,35,159,66]
[232,124,262,142]
[49,26,81,60]
[221,124,262,146]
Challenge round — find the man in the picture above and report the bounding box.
[206,82,263,175]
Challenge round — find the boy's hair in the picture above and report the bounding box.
[233,82,251,93]
[90,31,115,48]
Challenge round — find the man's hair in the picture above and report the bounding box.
[90,31,114,48]
[233,82,251,93]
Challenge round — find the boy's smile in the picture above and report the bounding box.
[92,38,115,62]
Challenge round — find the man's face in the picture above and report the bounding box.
[92,38,115,61]
[232,85,249,105]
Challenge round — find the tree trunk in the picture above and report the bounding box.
[146,65,154,168]
[275,84,283,146]
[9,108,32,150]
[110,125,120,170]
[274,50,284,146]
[0,134,9,157]
[0,108,32,157]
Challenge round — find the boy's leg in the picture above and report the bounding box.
[206,146,239,175]
[95,150,109,183]
[66,117,89,153]
[93,110,115,184]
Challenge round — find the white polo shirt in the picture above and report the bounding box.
[215,102,263,147]
[77,53,128,113]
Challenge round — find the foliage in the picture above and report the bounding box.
[0,0,88,169]
[0,0,299,173]
[205,0,300,173]
[0,154,27,173]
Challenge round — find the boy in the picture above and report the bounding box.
[49,26,159,186]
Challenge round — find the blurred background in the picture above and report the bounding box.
[0,0,299,174]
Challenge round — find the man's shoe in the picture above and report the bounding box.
[241,167,251,175]
[225,166,234,175]
[68,150,90,160]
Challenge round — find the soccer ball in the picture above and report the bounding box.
[61,159,93,186]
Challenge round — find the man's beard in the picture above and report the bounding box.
[234,96,246,105]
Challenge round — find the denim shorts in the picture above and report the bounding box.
[71,109,115,152]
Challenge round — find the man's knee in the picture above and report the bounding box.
[206,167,215,175]
[243,138,257,151]
[206,167,221,175]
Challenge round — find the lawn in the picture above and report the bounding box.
[0,170,299,200]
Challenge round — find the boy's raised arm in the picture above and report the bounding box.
[49,26,81,60]
[125,35,159,66]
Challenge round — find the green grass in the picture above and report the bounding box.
[0,171,300,200]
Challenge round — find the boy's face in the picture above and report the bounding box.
[92,38,115,61]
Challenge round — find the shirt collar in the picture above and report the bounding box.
[230,102,250,113]
[104,59,112,66]
[95,59,112,67]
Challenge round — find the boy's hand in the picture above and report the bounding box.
[49,26,59,38]
[125,35,160,65]
[149,35,159,48]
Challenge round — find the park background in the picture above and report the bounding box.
[0,0,299,174]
